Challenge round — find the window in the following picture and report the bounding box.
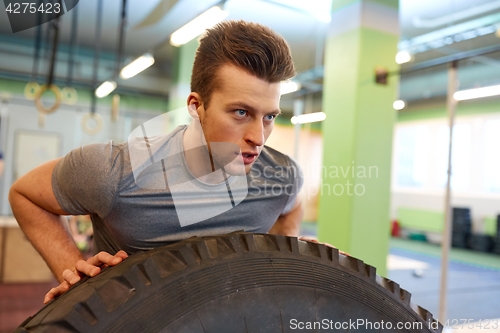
[435,124,472,191]
[483,119,500,192]
[395,125,430,187]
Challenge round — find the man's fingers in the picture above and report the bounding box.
[87,251,116,266]
[87,251,124,267]
[324,244,350,256]
[62,268,80,285]
[298,236,318,243]
[74,251,127,278]
[115,250,128,259]
[44,282,70,304]
[45,251,129,305]
[75,259,101,277]
[299,237,333,248]
[299,237,351,256]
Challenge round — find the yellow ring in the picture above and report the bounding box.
[61,87,78,105]
[81,112,103,135]
[34,84,62,114]
[24,82,40,100]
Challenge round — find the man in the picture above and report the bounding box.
[9,20,304,303]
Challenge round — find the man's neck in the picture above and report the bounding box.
[182,122,227,184]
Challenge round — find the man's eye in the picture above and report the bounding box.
[235,109,247,117]
[265,114,276,121]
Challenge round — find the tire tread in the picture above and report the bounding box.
[18,232,443,333]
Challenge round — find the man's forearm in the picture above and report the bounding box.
[268,201,303,237]
[268,218,300,236]
[9,189,83,282]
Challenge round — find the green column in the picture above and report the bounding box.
[317,0,399,277]
[167,39,199,127]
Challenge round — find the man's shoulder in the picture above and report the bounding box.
[89,125,186,164]
[73,141,128,168]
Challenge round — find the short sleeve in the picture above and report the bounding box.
[281,156,304,215]
[52,142,123,217]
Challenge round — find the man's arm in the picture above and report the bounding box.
[9,158,127,303]
[268,196,303,237]
[267,196,350,255]
[9,158,84,281]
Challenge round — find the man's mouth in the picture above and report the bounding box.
[238,152,258,164]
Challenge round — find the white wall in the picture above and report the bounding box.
[390,112,500,230]
[0,95,166,215]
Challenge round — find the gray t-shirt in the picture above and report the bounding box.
[52,125,303,254]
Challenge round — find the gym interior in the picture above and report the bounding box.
[0,0,499,332]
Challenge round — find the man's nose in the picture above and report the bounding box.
[245,119,265,146]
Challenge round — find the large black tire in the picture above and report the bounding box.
[16,232,442,332]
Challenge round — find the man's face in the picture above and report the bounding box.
[196,64,281,174]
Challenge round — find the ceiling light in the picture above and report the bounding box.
[395,51,411,64]
[291,112,326,124]
[280,81,301,95]
[393,100,405,110]
[170,6,229,47]
[120,54,155,79]
[95,81,117,98]
[454,84,500,101]
[266,0,332,23]
[477,25,496,36]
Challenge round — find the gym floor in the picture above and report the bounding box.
[1,236,499,333]
[0,280,58,333]
[388,237,500,333]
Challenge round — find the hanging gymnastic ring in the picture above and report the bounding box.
[24,82,40,100]
[61,86,78,105]
[81,112,103,135]
[38,111,46,128]
[111,94,120,122]
[34,84,62,114]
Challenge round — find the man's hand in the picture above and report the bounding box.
[298,236,351,256]
[44,250,128,304]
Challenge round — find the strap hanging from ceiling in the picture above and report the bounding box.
[62,3,79,105]
[111,0,127,123]
[91,0,103,115]
[42,0,54,60]
[37,0,54,126]
[34,0,62,117]
[111,94,120,122]
[24,0,44,100]
[82,0,104,135]
[114,0,127,79]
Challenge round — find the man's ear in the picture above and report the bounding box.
[187,92,202,120]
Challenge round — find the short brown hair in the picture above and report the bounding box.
[191,20,296,107]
